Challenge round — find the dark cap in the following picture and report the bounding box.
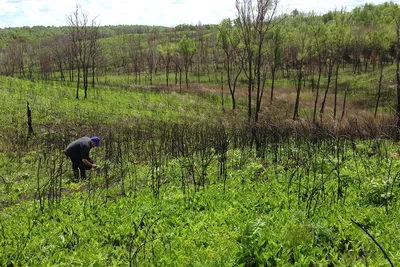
[91,136,100,147]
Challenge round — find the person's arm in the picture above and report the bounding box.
[82,158,97,168]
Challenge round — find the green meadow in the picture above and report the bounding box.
[0,75,400,266]
[2,2,400,265]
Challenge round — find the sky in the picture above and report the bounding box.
[0,0,396,29]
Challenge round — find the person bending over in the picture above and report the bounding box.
[64,136,100,180]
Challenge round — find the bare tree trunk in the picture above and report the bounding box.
[27,101,34,136]
[197,62,200,83]
[313,62,322,122]
[333,63,340,120]
[69,60,74,82]
[92,58,95,88]
[179,69,182,92]
[375,64,384,118]
[255,41,263,122]
[270,65,276,103]
[248,59,252,122]
[340,83,348,122]
[320,59,334,118]
[165,59,170,87]
[60,62,65,81]
[293,61,302,120]
[221,71,224,110]
[84,66,88,98]
[76,66,80,99]
[185,67,189,89]
[175,65,178,85]
[310,63,315,92]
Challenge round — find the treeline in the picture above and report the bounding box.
[1,1,400,123]
[0,25,172,47]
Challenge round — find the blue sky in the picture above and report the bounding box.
[0,0,395,29]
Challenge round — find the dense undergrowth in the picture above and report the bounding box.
[1,136,400,266]
[1,76,400,266]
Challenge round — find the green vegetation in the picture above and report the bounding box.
[1,74,400,266]
[1,1,400,266]
[0,77,229,127]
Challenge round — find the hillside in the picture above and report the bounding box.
[1,2,400,266]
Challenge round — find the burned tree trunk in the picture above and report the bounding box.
[333,63,340,120]
[27,101,34,136]
[293,60,303,120]
[313,61,323,122]
[375,64,384,118]
[340,83,349,122]
[320,57,334,119]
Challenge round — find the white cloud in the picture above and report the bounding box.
[278,0,392,15]
[0,0,397,28]
[0,0,18,13]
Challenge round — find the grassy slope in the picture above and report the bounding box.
[0,77,237,129]
[0,75,400,266]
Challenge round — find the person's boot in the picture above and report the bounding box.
[73,169,79,181]
[80,168,86,181]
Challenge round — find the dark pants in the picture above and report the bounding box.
[70,157,92,179]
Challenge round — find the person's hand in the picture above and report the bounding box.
[92,164,98,169]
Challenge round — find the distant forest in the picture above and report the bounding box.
[1,1,400,123]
